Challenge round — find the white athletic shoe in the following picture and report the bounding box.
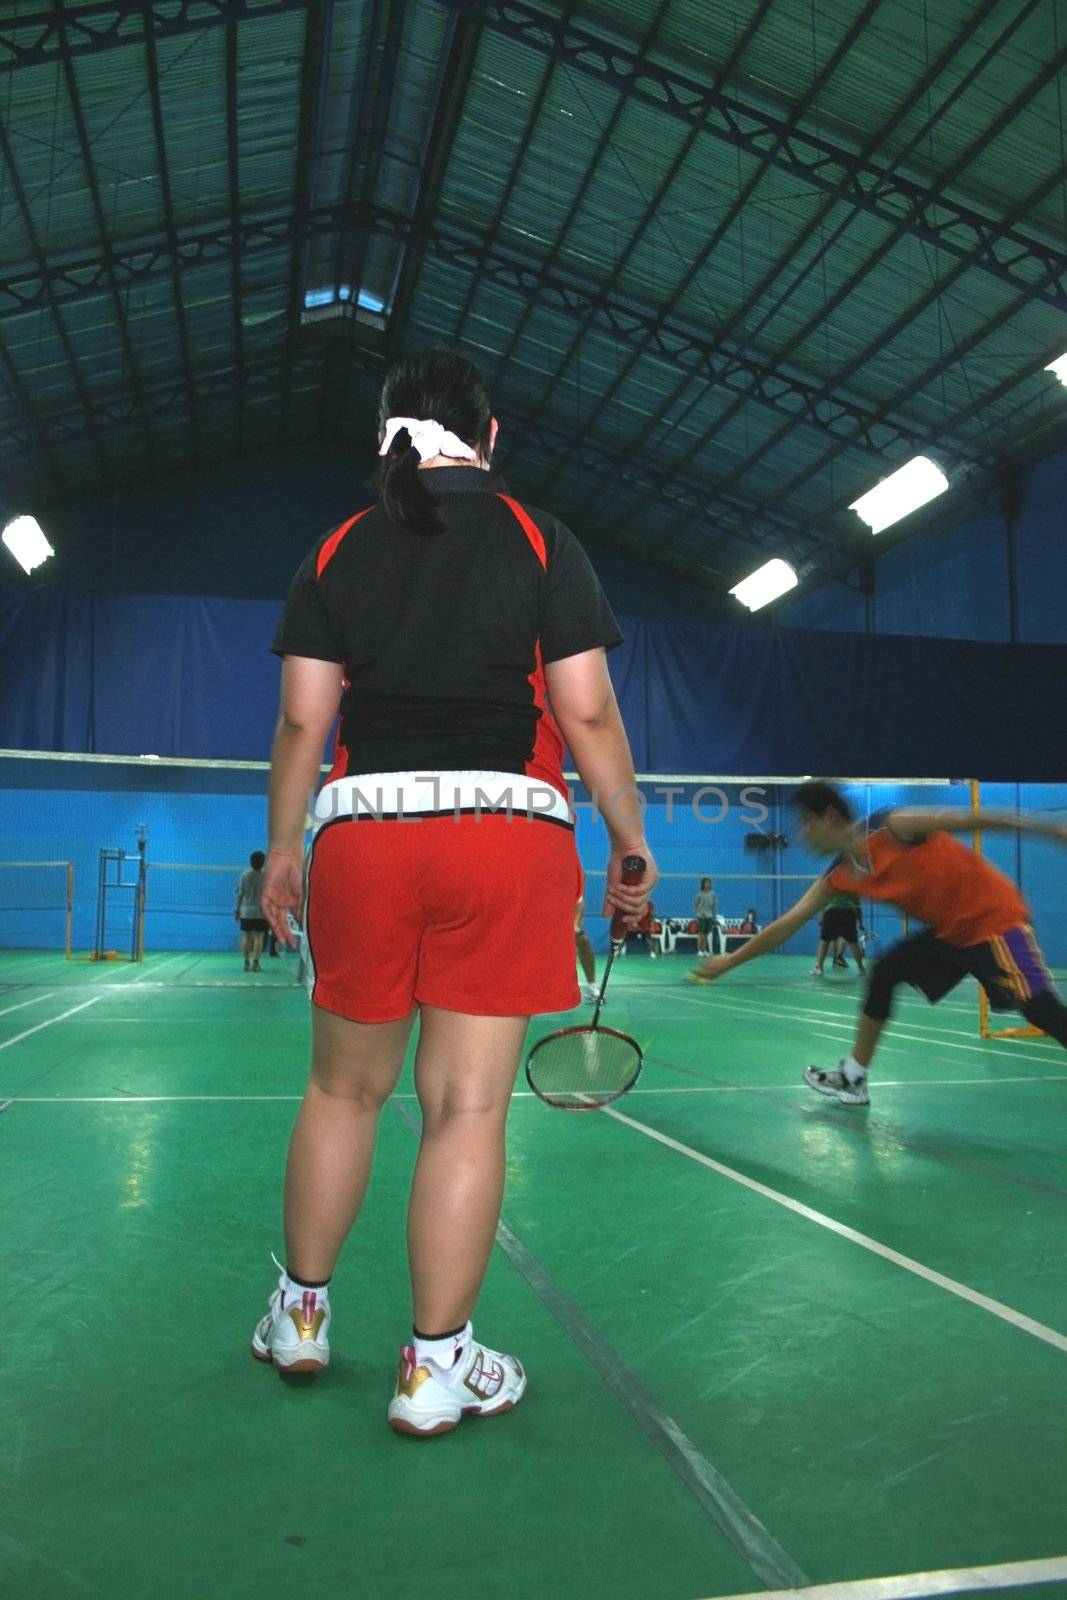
[803,1064,870,1106]
[387,1331,527,1437]
[810,967,825,976]
[251,1278,331,1374]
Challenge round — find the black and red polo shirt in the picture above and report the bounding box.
[271,467,623,797]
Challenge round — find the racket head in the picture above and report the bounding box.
[525,1023,643,1111]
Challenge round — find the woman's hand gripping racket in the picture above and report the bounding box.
[525,855,646,1110]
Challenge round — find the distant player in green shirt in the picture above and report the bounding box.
[812,890,865,976]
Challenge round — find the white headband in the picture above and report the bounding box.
[378,416,478,464]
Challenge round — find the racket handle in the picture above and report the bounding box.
[610,854,647,943]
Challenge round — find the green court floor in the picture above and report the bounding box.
[2,950,1066,1600]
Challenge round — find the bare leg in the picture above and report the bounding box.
[282,1006,414,1283]
[848,940,866,974]
[575,931,596,984]
[407,1008,527,1334]
[813,940,829,972]
[850,1010,887,1071]
[251,930,265,969]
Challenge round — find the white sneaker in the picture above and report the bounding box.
[387,1331,527,1437]
[251,1277,331,1374]
[803,1064,870,1106]
[810,967,824,976]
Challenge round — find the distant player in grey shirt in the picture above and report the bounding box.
[235,850,268,972]
[693,877,717,955]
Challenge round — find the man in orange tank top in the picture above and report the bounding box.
[687,781,1067,1106]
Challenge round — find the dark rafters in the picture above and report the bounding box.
[142,20,202,463]
[323,0,407,436]
[522,0,1017,512]
[0,0,312,69]
[50,0,156,472]
[385,1,486,359]
[225,11,246,453]
[278,1,333,441]
[485,0,676,385]
[0,115,111,488]
[450,0,1067,311]
[520,0,885,506]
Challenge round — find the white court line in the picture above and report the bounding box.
[127,953,189,983]
[0,997,103,1055]
[673,984,1054,1048]
[10,1075,1067,1106]
[601,1103,1067,1354]
[675,989,1061,1061]
[685,985,1062,1051]
[691,1004,916,1056]
[0,996,104,1111]
[0,991,56,1020]
[701,1552,1067,1600]
[804,1027,915,1058]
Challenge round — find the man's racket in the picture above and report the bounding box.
[525,855,646,1110]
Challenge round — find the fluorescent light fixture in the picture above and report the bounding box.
[2,515,53,574]
[1045,352,1067,387]
[849,455,949,534]
[729,558,798,611]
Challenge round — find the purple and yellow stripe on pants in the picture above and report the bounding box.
[989,925,1053,1004]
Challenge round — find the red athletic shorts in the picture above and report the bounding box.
[304,812,583,1022]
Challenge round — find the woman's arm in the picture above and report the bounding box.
[262,656,343,945]
[889,807,1067,845]
[544,647,656,919]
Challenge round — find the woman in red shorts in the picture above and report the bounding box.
[252,348,656,1436]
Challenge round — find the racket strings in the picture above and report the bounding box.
[526,1026,641,1108]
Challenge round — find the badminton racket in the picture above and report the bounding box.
[525,855,646,1110]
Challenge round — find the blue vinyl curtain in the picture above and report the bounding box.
[1,593,1065,779]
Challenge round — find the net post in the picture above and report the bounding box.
[65,860,73,960]
[134,829,147,962]
[94,848,106,961]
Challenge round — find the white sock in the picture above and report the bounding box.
[841,1055,867,1084]
[281,1270,330,1312]
[414,1321,472,1371]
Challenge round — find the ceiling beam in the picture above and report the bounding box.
[50,0,157,471]
[1,347,325,454]
[278,1,333,442]
[385,1,486,358]
[486,0,676,384]
[321,0,408,436]
[0,0,312,69]
[0,115,111,488]
[225,11,246,453]
[526,0,1018,515]
[443,0,1067,313]
[142,19,201,463]
[448,0,584,351]
[0,198,952,459]
[520,0,883,506]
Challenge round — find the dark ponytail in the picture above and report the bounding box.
[375,348,493,536]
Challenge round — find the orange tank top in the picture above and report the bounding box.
[828,827,1028,947]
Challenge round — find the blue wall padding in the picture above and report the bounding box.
[777,442,1067,645]
[2,594,1066,780]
